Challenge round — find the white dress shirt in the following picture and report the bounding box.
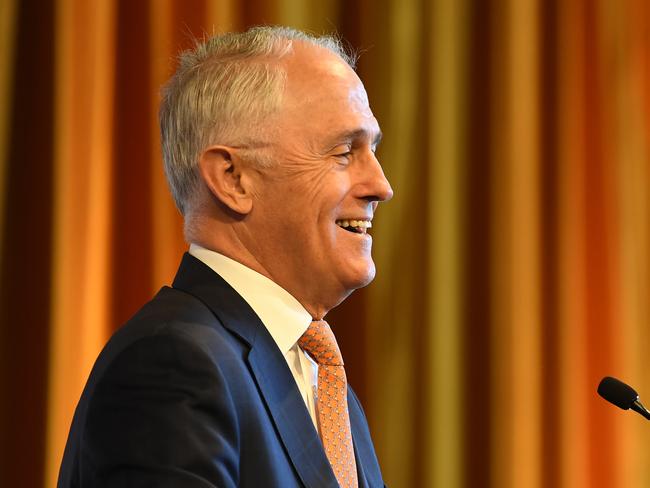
[189,244,320,428]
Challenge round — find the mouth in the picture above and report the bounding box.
[335,219,372,234]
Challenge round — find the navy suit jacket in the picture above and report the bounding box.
[58,253,385,487]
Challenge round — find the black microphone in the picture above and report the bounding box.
[598,376,650,420]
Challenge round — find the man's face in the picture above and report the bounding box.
[243,43,393,317]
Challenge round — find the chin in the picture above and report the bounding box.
[344,260,376,291]
[324,263,376,315]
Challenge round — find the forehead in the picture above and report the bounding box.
[282,43,364,104]
[276,42,379,138]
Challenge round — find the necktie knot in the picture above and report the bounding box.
[298,320,344,366]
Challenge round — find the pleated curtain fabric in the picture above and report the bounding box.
[2,2,650,488]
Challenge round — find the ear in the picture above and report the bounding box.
[198,145,253,215]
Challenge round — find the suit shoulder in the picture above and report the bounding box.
[91,287,246,384]
[126,285,217,331]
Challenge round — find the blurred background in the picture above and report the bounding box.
[1,0,649,487]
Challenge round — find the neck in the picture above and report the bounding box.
[188,215,348,320]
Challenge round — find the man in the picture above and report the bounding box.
[58,26,393,488]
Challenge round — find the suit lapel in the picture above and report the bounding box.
[173,253,339,488]
[353,440,370,488]
[248,341,339,487]
[348,388,384,488]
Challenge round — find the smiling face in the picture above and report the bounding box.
[239,42,393,318]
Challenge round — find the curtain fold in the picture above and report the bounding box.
[0,0,17,266]
[425,1,466,486]
[45,0,116,484]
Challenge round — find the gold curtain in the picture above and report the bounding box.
[1,1,649,487]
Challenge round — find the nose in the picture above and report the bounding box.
[360,154,393,203]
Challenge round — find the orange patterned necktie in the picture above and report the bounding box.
[298,320,359,488]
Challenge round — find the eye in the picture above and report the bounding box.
[332,145,353,163]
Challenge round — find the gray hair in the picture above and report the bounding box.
[159,25,356,215]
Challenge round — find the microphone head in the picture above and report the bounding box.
[598,376,639,410]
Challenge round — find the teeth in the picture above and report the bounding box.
[336,219,372,229]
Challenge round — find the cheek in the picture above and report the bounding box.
[288,161,349,205]
[321,223,339,244]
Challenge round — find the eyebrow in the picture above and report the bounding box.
[328,128,383,149]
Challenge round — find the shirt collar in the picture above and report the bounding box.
[188,244,312,354]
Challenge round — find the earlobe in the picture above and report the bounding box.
[198,146,253,215]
